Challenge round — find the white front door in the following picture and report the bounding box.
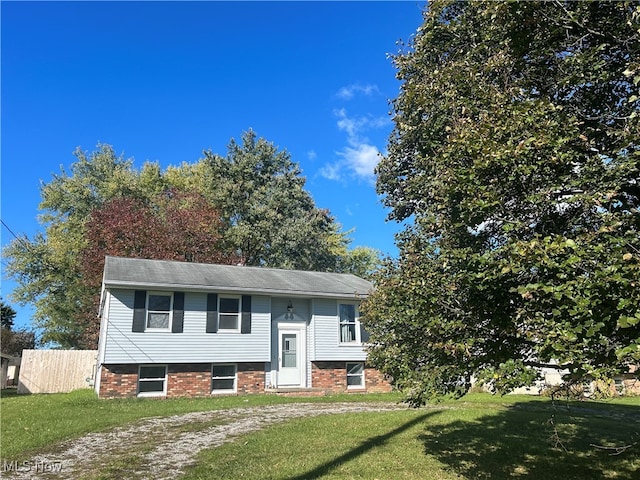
[278,325,305,387]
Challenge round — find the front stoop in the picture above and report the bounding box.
[265,387,327,397]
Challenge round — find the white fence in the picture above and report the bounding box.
[17,350,97,394]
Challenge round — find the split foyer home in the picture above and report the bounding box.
[95,256,391,398]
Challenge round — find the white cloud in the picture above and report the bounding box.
[318,93,391,183]
[339,143,380,180]
[319,99,389,183]
[319,162,343,181]
[336,83,380,100]
[335,109,362,137]
[334,108,389,140]
[307,150,317,161]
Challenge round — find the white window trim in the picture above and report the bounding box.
[145,291,173,332]
[338,302,362,345]
[218,295,241,333]
[137,364,168,397]
[346,362,365,390]
[211,363,238,394]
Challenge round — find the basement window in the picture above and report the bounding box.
[212,364,237,394]
[346,362,365,389]
[138,365,167,397]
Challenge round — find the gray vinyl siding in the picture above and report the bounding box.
[102,289,270,364]
[312,298,367,361]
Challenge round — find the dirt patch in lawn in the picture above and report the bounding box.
[3,402,407,480]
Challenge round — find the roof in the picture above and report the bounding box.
[102,256,373,299]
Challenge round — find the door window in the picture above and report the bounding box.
[282,333,297,368]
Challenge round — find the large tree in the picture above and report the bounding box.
[167,130,348,270]
[364,0,640,404]
[3,145,144,348]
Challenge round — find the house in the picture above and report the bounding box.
[95,256,391,398]
[7,355,21,387]
[1,353,11,389]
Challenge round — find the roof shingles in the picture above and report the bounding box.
[103,256,373,299]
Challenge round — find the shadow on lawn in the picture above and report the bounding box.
[0,388,21,399]
[285,411,439,480]
[419,401,640,480]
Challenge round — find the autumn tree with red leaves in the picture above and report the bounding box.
[77,190,233,346]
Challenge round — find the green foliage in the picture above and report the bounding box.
[0,327,36,357]
[1,299,37,357]
[3,145,144,348]
[196,130,346,270]
[4,232,89,348]
[334,245,382,280]
[365,0,640,404]
[1,299,16,330]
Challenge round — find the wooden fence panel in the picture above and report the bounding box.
[17,350,98,394]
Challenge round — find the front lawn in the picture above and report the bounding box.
[1,389,638,479]
[0,388,401,459]
[183,395,640,480]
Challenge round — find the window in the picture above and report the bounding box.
[219,296,240,331]
[346,363,364,389]
[147,292,172,330]
[212,364,237,393]
[133,290,183,334]
[138,365,167,396]
[339,304,360,343]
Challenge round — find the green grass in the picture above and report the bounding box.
[2,389,639,479]
[183,395,640,480]
[0,388,402,459]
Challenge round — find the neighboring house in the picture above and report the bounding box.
[1,353,11,389]
[508,364,640,397]
[586,366,640,397]
[95,256,391,398]
[7,356,21,386]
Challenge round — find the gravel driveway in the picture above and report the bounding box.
[5,402,406,479]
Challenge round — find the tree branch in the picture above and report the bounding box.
[590,441,638,456]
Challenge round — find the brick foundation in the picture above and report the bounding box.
[99,361,391,398]
[167,364,211,397]
[100,364,138,398]
[311,361,392,394]
[237,363,265,394]
[99,362,266,398]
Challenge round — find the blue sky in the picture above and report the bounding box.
[1,1,425,328]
